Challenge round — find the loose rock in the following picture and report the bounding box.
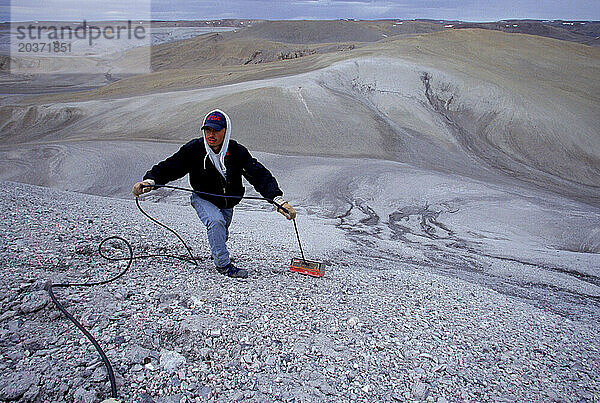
[160,349,187,374]
[20,291,50,313]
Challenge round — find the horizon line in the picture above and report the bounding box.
[2,18,599,24]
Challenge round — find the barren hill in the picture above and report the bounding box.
[2,29,599,204]
[106,20,448,76]
[150,32,357,71]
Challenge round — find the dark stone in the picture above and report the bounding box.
[113,335,126,345]
[24,340,43,354]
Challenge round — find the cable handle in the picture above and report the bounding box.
[292,218,306,262]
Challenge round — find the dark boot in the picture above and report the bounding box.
[216,262,248,279]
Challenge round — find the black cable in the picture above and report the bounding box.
[53,236,134,288]
[46,201,199,400]
[133,198,198,266]
[47,281,120,398]
[45,237,134,400]
[141,184,290,215]
[46,186,299,400]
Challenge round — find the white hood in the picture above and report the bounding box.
[202,109,231,179]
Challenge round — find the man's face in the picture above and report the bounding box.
[203,127,226,151]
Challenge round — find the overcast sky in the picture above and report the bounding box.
[4,0,599,22]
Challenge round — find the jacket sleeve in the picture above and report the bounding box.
[240,146,283,200]
[143,141,195,185]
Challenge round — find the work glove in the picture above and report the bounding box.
[132,179,155,197]
[274,196,296,220]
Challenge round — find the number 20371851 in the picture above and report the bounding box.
[18,42,72,53]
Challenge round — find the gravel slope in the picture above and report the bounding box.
[1,180,599,402]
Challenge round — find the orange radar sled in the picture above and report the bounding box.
[288,218,325,277]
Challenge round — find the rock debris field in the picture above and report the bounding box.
[1,180,599,402]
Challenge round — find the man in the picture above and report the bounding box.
[132,109,296,279]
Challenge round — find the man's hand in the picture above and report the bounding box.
[279,202,296,220]
[274,197,296,220]
[132,179,155,197]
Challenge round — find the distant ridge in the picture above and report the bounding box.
[239,20,446,43]
[453,20,600,47]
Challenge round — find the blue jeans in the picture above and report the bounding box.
[190,193,234,268]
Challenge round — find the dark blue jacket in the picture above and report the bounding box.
[144,139,283,209]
